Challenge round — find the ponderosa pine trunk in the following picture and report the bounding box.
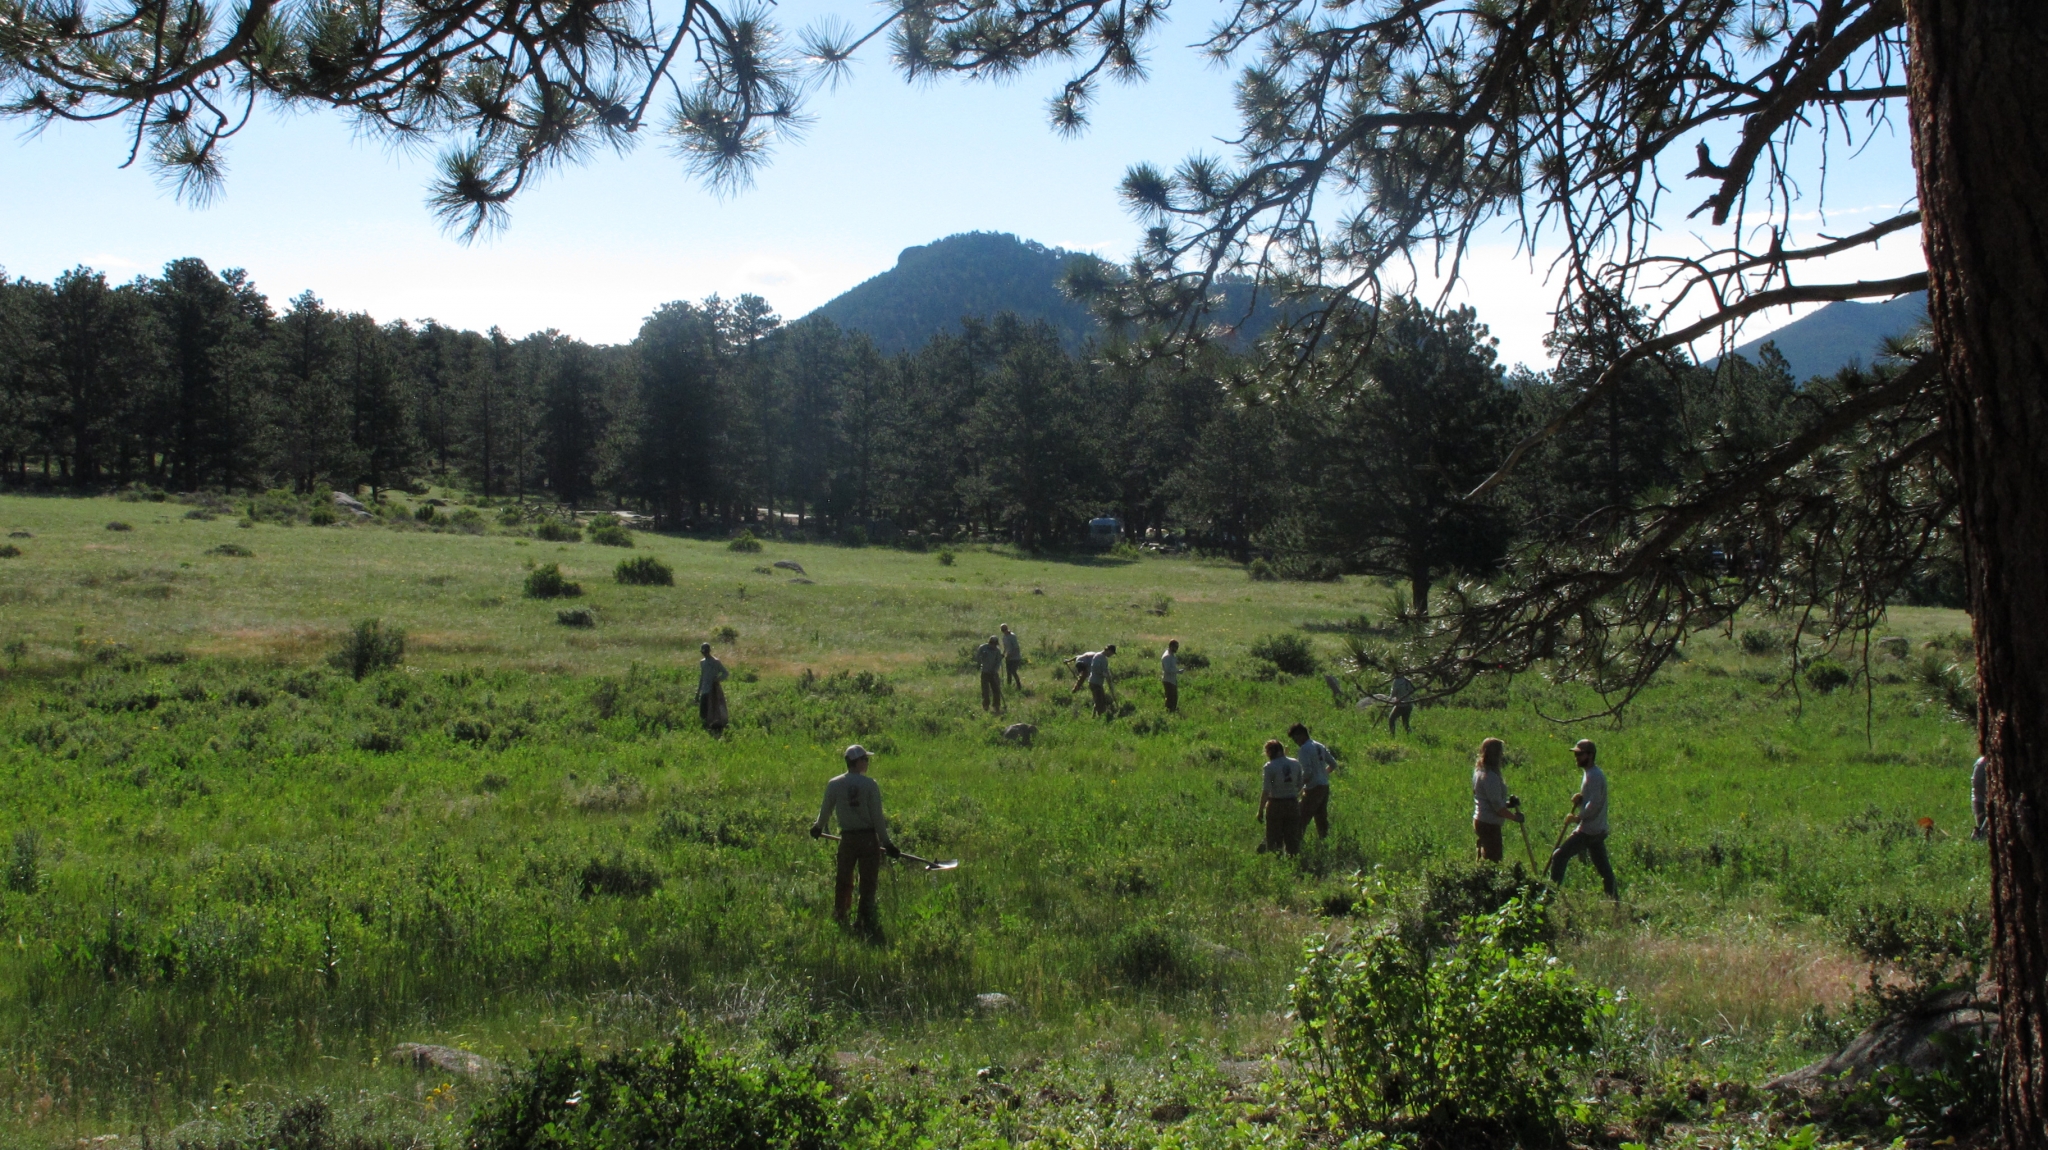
[1905,3,2048,1145]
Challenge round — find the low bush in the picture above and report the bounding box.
[1251,632,1320,675]
[328,619,405,680]
[1740,628,1784,655]
[841,525,868,547]
[536,519,582,543]
[308,506,337,526]
[936,548,955,566]
[468,1033,836,1150]
[8,830,39,894]
[1292,895,1601,1144]
[525,564,582,599]
[616,556,674,585]
[449,717,493,745]
[578,854,662,898]
[1805,658,1853,693]
[206,543,254,557]
[105,521,133,532]
[728,530,763,553]
[0,544,17,559]
[414,504,437,523]
[589,524,633,547]
[1247,557,1277,581]
[449,507,485,533]
[1105,923,1205,988]
[557,608,596,627]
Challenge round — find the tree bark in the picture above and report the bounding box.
[1905,3,2048,1145]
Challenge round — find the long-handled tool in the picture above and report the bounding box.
[819,832,959,871]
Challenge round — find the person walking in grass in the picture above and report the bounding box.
[697,642,730,734]
[1161,640,1181,713]
[810,744,901,933]
[1472,736,1521,862]
[1072,644,1116,715]
[1290,723,1337,840]
[1387,673,1415,735]
[1547,739,1619,899]
[976,635,1006,714]
[1000,624,1024,690]
[1258,739,1305,855]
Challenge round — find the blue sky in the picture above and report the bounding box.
[0,0,1924,368]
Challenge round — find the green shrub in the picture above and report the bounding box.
[525,564,582,599]
[1805,658,1853,693]
[1247,557,1277,581]
[414,504,437,523]
[578,854,662,898]
[936,548,955,566]
[468,1033,836,1150]
[449,507,485,533]
[105,521,133,532]
[588,524,633,547]
[536,519,582,543]
[206,543,254,557]
[1292,896,1601,1143]
[0,544,17,559]
[615,556,674,586]
[8,830,39,894]
[308,506,337,526]
[328,619,405,680]
[728,530,763,553]
[449,717,493,745]
[1106,923,1204,988]
[556,608,595,627]
[1739,628,1784,655]
[841,525,868,548]
[1251,632,1320,675]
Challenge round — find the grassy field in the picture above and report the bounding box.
[0,493,1990,1147]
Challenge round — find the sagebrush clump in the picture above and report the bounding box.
[615,556,673,586]
[328,619,405,680]
[728,530,763,553]
[525,564,582,599]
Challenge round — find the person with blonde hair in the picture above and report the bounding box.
[1472,737,1521,861]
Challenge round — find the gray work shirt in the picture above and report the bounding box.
[1001,632,1022,661]
[1576,764,1609,835]
[815,771,891,839]
[1160,650,1179,684]
[977,642,1005,674]
[697,656,728,696]
[1081,651,1109,685]
[1296,739,1335,788]
[1263,756,1304,800]
[1473,768,1510,824]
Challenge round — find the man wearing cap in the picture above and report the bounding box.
[697,642,730,733]
[1072,644,1117,715]
[976,635,1006,714]
[1546,739,1618,899]
[811,745,901,932]
[1258,739,1305,855]
[1000,624,1024,690]
[1290,723,1337,840]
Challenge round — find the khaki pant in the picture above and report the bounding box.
[1301,784,1330,839]
[1263,797,1302,854]
[1005,656,1023,689]
[1163,681,1179,712]
[1089,681,1110,714]
[980,670,1003,712]
[1475,819,1505,862]
[834,830,882,926]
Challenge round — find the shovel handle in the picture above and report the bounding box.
[817,831,934,867]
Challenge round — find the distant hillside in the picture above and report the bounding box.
[1729,290,1927,381]
[808,232,1103,354]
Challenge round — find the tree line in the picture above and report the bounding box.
[2,257,1893,602]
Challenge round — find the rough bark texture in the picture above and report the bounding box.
[1905,3,2048,1145]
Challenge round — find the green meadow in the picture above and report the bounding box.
[0,494,1989,1146]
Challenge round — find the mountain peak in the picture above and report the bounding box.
[806,232,1102,354]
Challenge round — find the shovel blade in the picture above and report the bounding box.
[924,860,960,871]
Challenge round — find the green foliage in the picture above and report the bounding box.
[588,524,633,547]
[525,563,582,599]
[468,1033,837,1150]
[577,854,662,899]
[840,525,867,548]
[308,507,337,526]
[414,503,437,523]
[449,507,485,533]
[728,530,763,553]
[557,608,595,627]
[1246,558,1277,581]
[1740,628,1784,655]
[206,543,254,557]
[936,549,955,566]
[1105,923,1205,988]
[7,830,40,894]
[1250,632,1319,675]
[0,544,17,558]
[105,521,132,532]
[1842,899,1990,1010]
[615,556,674,585]
[327,619,405,680]
[1915,652,1977,719]
[1293,895,1602,1142]
[536,519,583,543]
[1804,658,1852,693]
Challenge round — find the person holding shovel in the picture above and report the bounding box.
[1546,739,1619,899]
[1472,736,1521,862]
[976,635,1006,714]
[696,642,730,734]
[1072,644,1116,715]
[1290,723,1337,840]
[1259,739,1305,855]
[810,744,902,932]
[1000,624,1024,690]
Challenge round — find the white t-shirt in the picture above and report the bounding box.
[1295,739,1335,787]
[1161,650,1179,683]
[1263,756,1303,800]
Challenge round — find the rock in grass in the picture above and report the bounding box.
[1001,723,1037,745]
[391,1043,498,1076]
[332,492,374,519]
[974,992,1015,1012]
[773,560,806,575]
[1149,1099,1191,1123]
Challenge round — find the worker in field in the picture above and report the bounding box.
[1161,639,1181,712]
[1472,736,1521,862]
[1547,739,1619,899]
[976,635,1006,714]
[697,642,730,734]
[1258,738,1305,855]
[1972,755,1990,841]
[1072,644,1116,714]
[1290,723,1337,840]
[1387,673,1415,734]
[810,744,901,933]
[1000,624,1024,690]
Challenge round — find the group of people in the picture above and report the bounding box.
[1472,736,1618,897]
[969,634,1192,718]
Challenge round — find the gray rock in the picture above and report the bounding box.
[1766,982,1998,1092]
[390,1043,499,1077]
[1002,723,1037,745]
[332,492,373,519]
[773,560,807,575]
[974,992,1015,1012]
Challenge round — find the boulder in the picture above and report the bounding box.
[974,992,1015,1012]
[1766,982,1998,1092]
[332,492,373,520]
[773,560,806,575]
[390,1043,499,1077]
[1002,723,1037,746]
